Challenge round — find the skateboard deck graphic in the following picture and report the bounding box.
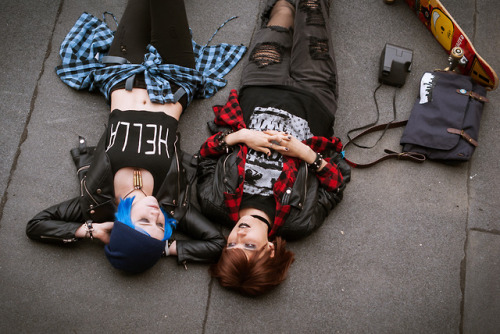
[404,0,498,90]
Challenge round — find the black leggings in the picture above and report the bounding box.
[109,0,195,67]
[109,0,195,108]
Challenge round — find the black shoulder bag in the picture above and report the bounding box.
[345,70,489,168]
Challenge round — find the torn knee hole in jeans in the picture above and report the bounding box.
[299,0,321,11]
[309,37,329,60]
[299,0,325,26]
[250,42,284,67]
[268,25,291,33]
[261,0,296,27]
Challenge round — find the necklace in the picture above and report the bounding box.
[251,214,271,229]
[124,169,148,198]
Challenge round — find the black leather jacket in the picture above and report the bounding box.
[196,146,350,241]
[26,132,225,265]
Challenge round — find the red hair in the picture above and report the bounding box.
[209,237,294,296]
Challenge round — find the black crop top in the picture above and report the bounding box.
[106,109,178,195]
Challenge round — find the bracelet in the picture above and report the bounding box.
[84,220,94,240]
[307,152,323,172]
[217,129,234,153]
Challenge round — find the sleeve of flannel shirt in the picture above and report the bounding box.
[314,161,344,192]
[199,132,225,158]
[304,136,345,192]
[199,90,246,158]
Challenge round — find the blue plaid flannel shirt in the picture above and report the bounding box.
[55,12,247,105]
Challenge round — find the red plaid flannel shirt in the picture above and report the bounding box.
[199,89,344,237]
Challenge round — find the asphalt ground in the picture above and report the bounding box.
[0,0,499,333]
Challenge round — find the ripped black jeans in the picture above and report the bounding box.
[240,0,338,117]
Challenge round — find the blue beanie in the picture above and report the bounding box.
[104,221,166,273]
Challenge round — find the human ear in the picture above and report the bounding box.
[268,242,275,258]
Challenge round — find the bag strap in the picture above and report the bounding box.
[346,84,396,149]
[343,120,426,168]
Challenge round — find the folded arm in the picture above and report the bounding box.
[26,197,113,244]
[174,205,225,264]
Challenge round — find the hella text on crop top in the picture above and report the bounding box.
[105,109,178,195]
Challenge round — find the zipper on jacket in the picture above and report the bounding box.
[174,135,181,204]
[76,165,90,176]
[303,163,308,205]
[83,179,99,205]
[160,134,187,209]
[183,184,190,207]
[40,235,77,243]
[222,152,233,178]
[80,178,85,197]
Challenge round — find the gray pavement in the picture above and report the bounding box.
[0,0,499,333]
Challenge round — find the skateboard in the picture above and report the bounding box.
[385,0,498,90]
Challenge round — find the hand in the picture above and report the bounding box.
[168,240,177,256]
[263,130,316,162]
[92,222,114,244]
[225,129,284,156]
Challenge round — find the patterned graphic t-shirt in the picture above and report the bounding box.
[243,106,313,196]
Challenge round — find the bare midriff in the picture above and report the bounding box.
[110,88,182,120]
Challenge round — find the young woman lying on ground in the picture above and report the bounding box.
[196,0,351,295]
[26,0,245,273]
